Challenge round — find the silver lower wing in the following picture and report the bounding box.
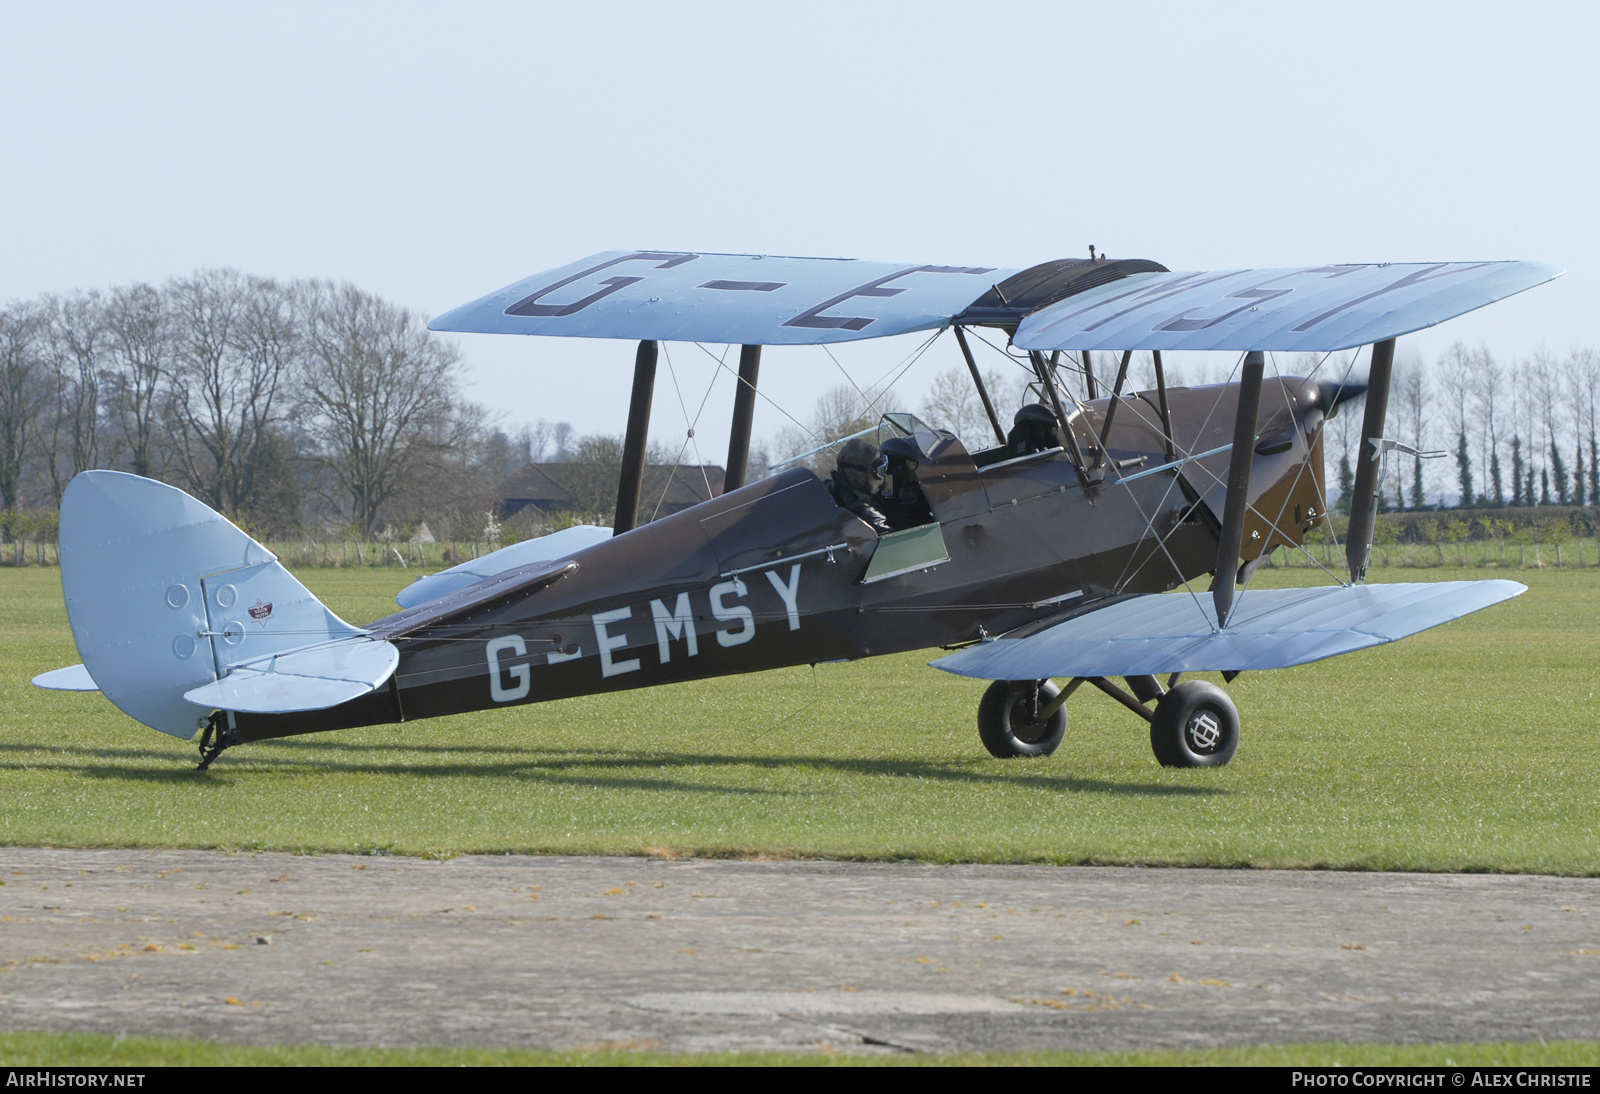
[931,581,1525,680]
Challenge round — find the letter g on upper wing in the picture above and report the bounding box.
[505,252,699,317]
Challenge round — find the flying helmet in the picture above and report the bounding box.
[837,437,887,491]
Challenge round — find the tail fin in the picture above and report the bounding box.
[60,471,370,738]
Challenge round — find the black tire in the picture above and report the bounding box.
[1150,681,1239,767]
[977,680,1067,758]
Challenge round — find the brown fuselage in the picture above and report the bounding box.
[231,378,1327,744]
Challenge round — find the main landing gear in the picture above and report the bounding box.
[977,675,1239,767]
[1149,680,1239,767]
[977,680,1068,758]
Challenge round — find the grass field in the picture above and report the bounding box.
[2,563,1596,872]
[2,1031,1596,1067]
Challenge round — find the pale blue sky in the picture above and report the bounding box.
[3,1,1594,461]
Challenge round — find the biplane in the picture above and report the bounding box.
[34,251,1561,769]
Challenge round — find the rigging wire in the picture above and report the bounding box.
[865,328,947,417]
[826,328,948,425]
[691,341,818,444]
[1108,474,1221,633]
[649,342,723,522]
[963,324,1092,416]
[1097,354,1248,594]
[1261,347,1363,584]
[822,342,875,414]
[1100,346,1370,603]
[750,663,824,743]
[711,329,948,468]
[1078,359,1235,620]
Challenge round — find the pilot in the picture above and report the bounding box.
[1006,403,1061,456]
[827,438,893,535]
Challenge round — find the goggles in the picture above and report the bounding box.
[840,454,888,478]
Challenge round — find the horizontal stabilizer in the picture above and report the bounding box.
[931,580,1525,680]
[430,251,1021,345]
[32,664,99,691]
[1013,262,1562,352]
[182,638,400,714]
[396,524,612,609]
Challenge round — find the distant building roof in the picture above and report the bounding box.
[499,462,724,521]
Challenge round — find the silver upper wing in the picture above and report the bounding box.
[430,251,1021,345]
[1012,262,1562,352]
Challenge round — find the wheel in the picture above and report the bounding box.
[1150,681,1239,767]
[977,680,1067,758]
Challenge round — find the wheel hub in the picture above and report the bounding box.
[1011,705,1049,743]
[1185,709,1222,753]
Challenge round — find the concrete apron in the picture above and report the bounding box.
[1,850,1596,1055]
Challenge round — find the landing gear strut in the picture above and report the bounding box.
[196,710,236,771]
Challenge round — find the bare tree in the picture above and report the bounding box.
[1317,352,1363,511]
[161,270,299,517]
[299,283,473,536]
[518,420,553,464]
[378,413,498,537]
[1564,347,1597,507]
[1469,343,1504,506]
[551,420,574,460]
[478,427,526,483]
[919,365,1012,446]
[526,433,690,525]
[773,383,899,474]
[39,290,106,499]
[101,282,172,479]
[747,445,771,482]
[1392,357,1428,509]
[0,301,48,510]
[1440,343,1474,507]
[1527,345,1562,504]
[162,269,243,506]
[1576,346,1600,506]
[1507,351,1536,505]
[554,434,627,520]
[228,276,307,521]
